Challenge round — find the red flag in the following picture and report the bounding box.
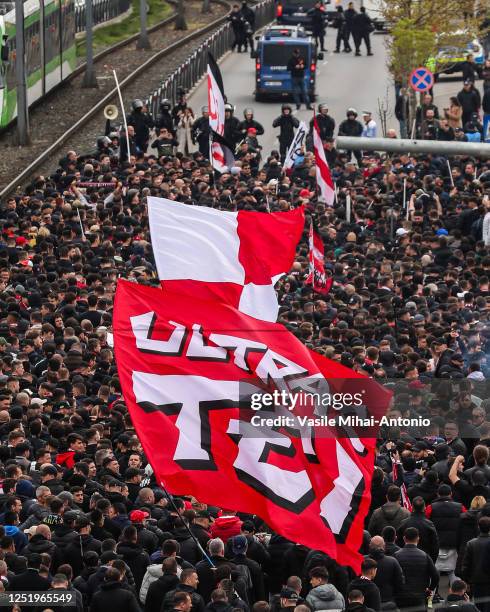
[313,116,335,207]
[392,462,413,512]
[148,197,304,322]
[306,222,332,295]
[114,280,391,572]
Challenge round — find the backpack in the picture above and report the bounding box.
[232,563,253,600]
[471,216,484,241]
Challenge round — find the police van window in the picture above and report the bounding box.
[263,45,308,67]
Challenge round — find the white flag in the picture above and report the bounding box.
[283,121,308,173]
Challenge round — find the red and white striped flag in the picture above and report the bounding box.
[207,53,226,170]
[148,197,304,322]
[313,116,335,207]
[306,222,332,295]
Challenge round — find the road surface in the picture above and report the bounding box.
[189,28,395,153]
[188,24,473,153]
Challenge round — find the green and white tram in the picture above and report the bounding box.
[0,0,76,128]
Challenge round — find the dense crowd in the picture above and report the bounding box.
[2,13,490,612]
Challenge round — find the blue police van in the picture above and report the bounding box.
[253,27,323,101]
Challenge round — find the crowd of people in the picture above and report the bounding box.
[1,5,490,612]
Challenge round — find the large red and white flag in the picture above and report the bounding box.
[306,222,332,295]
[148,197,304,322]
[114,279,391,571]
[313,116,335,207]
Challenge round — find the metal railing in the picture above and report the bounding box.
[144,0,275,119]
[75,0,132,33]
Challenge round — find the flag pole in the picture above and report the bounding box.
[159,481,216,568]
[402,178,407,215]
[447,158,455,187]
[346,193,351,223]
[77,208,86,241]
[113,69,131,162]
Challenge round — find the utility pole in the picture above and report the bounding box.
[82,0,98,87]
[137,0,151,49]
[15,0,29,145]
[202,0,211,12]
[175,0,187,30]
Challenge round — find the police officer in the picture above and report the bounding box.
[228,4,246,52]
[352,6,373,56]
[241,1,255,53]
[333,6,350,53]
[308,1,327,51]
[338,107,363,164]
[239,109,265,138]
[192,106,211,158]
[343,2,357,53]
[172,88,187,125]
[127,99,154,153]
[272,103,300,163]
[310,104,335,140]
[155,99,175,135]
[224,103,242,149]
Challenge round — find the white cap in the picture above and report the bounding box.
[396,228,409,237]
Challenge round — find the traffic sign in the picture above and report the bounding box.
[409,67,434,92]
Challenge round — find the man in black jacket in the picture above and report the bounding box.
[230,535,265,603]
[394,527,439,610]
[347,558,381,612]
[7,553,50,612]
[457,81,481,126]
[438,579,479,612]
[163,569,205,612]
[287,48,313,111]
[462,517,490,612]
[310,105,335,141]
[351,6,373,56]
[127,100,154,154]
[398,497,439,562]
[272,105,299,162]
[367,536,404,607]
[428,484,464,583]
[343,2,357,52]
[89,567,140,612]
[145,557,180,612]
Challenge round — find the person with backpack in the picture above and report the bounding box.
[230,535,264,603]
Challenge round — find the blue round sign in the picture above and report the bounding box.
[409,67,434,92]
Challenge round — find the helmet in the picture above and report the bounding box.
[109,131,119,139]
[319,103,328,112]
[132,99,144,110]
[281,103,292,112]
[201,105,209,113]
[225,103,234,113]
[160,98,171,110]
[243,108,254,118]
[97,136,111,148]
[347,107,357,116]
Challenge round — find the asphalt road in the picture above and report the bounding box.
[189,29,395,154]
[188,24,480,152]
